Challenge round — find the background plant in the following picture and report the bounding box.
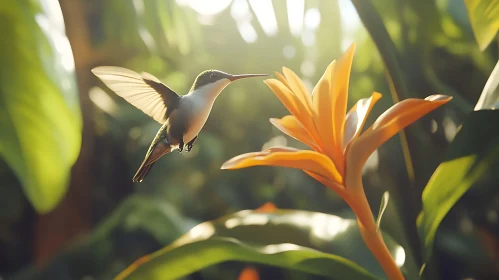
[0,0,497,279]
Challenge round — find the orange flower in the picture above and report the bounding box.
[222,43,450,226]
[221,43,451,280]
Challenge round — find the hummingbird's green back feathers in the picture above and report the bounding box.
[91,66,181,123]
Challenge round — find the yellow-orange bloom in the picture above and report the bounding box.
[221,43,451,280]
[222,43,450,215]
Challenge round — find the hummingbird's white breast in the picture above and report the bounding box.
[180,79,231,143]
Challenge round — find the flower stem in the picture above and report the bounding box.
[358,219,405,280]
[346,182,405,280]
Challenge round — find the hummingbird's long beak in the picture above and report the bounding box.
[228,73,268,81]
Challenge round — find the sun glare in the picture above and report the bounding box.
[394,246,406,267]
[286,0,304,36]
[338,0,361,51]
[310,214,353,241]
[231,0,251,21]
[231,0,258,43]
[248,0,278,36]
[304,8,321,30]
[237,22,258,43]
[183,0,233,16]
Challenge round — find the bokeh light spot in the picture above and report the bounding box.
[282,45,296,59]
[300,60,315,77]
[394,246,406,267]
[304,8,321,30]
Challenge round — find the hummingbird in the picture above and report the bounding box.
[91,66,267,182]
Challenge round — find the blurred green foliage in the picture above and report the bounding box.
[9,194,195,280]
[0,0,81,214]
[418,110,499,263]
[465,0,499,51]
[0,0,498,279]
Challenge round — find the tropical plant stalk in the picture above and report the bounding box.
[359,220,405,280]
[346,181,405,280]
[315,174,405,279]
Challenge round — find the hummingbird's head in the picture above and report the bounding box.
[190,70,267,93]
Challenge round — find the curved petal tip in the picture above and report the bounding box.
[345,42,356,53]
[263,78,279,84]
[221,152,265,170]
[372,91,383,99]
[424,94,453,102]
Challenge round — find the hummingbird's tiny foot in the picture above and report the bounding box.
[186,136,197,152]
[178,139,184,153]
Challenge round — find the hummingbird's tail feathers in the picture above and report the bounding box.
[133,162,155,183]
[132,141,172,182]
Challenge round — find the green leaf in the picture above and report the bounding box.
[117,209,417,280]
[475,60,499,110]
[0,1,81,213]
[417,110,499,262]
[119,238,377,280]
[376,192,390,233]
[465,0,499,51]
[350,0,410,100]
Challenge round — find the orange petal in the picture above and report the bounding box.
[264,79,308,121]
[275,71,291,90]
[304,171,346,198]
[221,147,342,184]
[282,67,312,109]
[346,95,452,184]
[311,61,345,169]
[312,61,334,116]
[343,92,382,150]
[265,79,323,147]
[331,43,356,156]
[270,116,321,151]
[372,95,451,130]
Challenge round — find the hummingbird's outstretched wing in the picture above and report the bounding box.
[91,66,181,123]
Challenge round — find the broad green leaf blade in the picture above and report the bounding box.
[474,60,499,110]
[376,192,390,233]
[417,110,499,262]
[465,0,499,51]
[118,237,376,280]
[117,209,417,280]
[0,1,81,213]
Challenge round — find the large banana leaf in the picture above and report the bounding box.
[117,209,419,280]
[0,0,81,213]
[417,110,499,263]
